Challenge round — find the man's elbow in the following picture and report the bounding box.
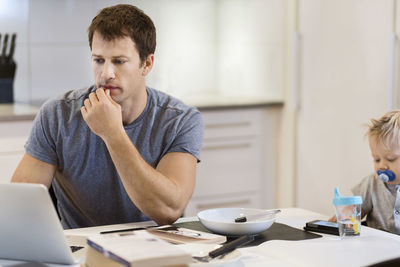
[10,176,50,188]
[11,175,30,184]
[153,207,184,226]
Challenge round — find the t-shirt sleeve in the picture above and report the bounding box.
[24,100,59,166]
[351,175,373,216]
[168,109,204,162]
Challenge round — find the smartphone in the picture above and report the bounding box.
[303,220,339,235]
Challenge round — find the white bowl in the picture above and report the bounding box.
[197,208,276,236]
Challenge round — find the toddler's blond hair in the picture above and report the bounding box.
[368,110,400,148]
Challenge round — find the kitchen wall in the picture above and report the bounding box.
[0,0,285,105]
[4,0,390,217]
[280,0,400,216]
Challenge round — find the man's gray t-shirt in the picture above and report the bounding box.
[25,86,204,229]
[352,173,400,234]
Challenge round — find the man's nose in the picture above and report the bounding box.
[102,62,115,80]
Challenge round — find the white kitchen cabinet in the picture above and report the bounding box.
[185,107,280,217]
[185,193,261,217]
[0,106,281,217]
[0,121,32,183]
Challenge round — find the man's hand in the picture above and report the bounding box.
[81,88,123,139]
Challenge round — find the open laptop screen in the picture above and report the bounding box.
[0,183,80,264]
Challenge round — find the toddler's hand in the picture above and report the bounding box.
[328,215,337,222]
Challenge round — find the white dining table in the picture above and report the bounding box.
[1,207,400,267]
[233,208,400,267]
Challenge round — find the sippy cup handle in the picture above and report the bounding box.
[334,187,341,198]
[377,170,396,182]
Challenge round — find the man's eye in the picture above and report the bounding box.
[388,158,397,162]
[114,60,125,64]
[93,58,104,63]
[375,159,380,163]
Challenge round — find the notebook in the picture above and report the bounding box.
[0,183,85,265]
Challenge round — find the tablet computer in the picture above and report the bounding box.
[303,220,339,235]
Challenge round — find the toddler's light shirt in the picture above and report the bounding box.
[352,173,400,234]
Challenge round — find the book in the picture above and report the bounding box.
[147,225,226,244]
[84,230,192,267]
[84,246,189,267]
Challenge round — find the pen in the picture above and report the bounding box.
[193,235,254,262]
[100,227,149,234]
[235,209,281,223]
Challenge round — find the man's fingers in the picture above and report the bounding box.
[103,89,119,106]
[82,92,97,115]
[89,91,100,104]
[80,106,87,118]
[103,89,112,101]
[97,88,116,105]
[96,88,108,101]
[84,98,92,109]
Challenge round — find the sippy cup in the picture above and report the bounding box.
[333,187,362,238]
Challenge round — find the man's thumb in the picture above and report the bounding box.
[105,89,117,104]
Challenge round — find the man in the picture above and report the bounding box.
[11,4,203,229]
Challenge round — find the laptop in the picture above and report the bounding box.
[0,183,85,265]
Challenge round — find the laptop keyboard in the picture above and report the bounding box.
[70,245,84,253]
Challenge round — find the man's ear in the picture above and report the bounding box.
[142,54,154,76]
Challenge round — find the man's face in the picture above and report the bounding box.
[369,136,400,184]
[91,31,150,105]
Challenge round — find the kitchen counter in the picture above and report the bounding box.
[0,103,40,122]
[0,96,283,122]
[184,95,283,110]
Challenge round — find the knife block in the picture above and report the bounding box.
[0,78,13,103]
[0,32,17,103]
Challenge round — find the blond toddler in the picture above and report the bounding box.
[330,110,400,234]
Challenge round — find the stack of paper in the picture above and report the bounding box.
[85,230,192,267]
[147,225,226,244]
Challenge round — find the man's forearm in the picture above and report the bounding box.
[80,89,196,225]
[102,129,192,225]
[11,153,56,188]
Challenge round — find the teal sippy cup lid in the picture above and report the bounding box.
[332,187,362,206]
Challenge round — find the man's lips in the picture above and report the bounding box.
[101,85,119,90]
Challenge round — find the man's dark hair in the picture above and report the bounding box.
[88,4,156,65]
